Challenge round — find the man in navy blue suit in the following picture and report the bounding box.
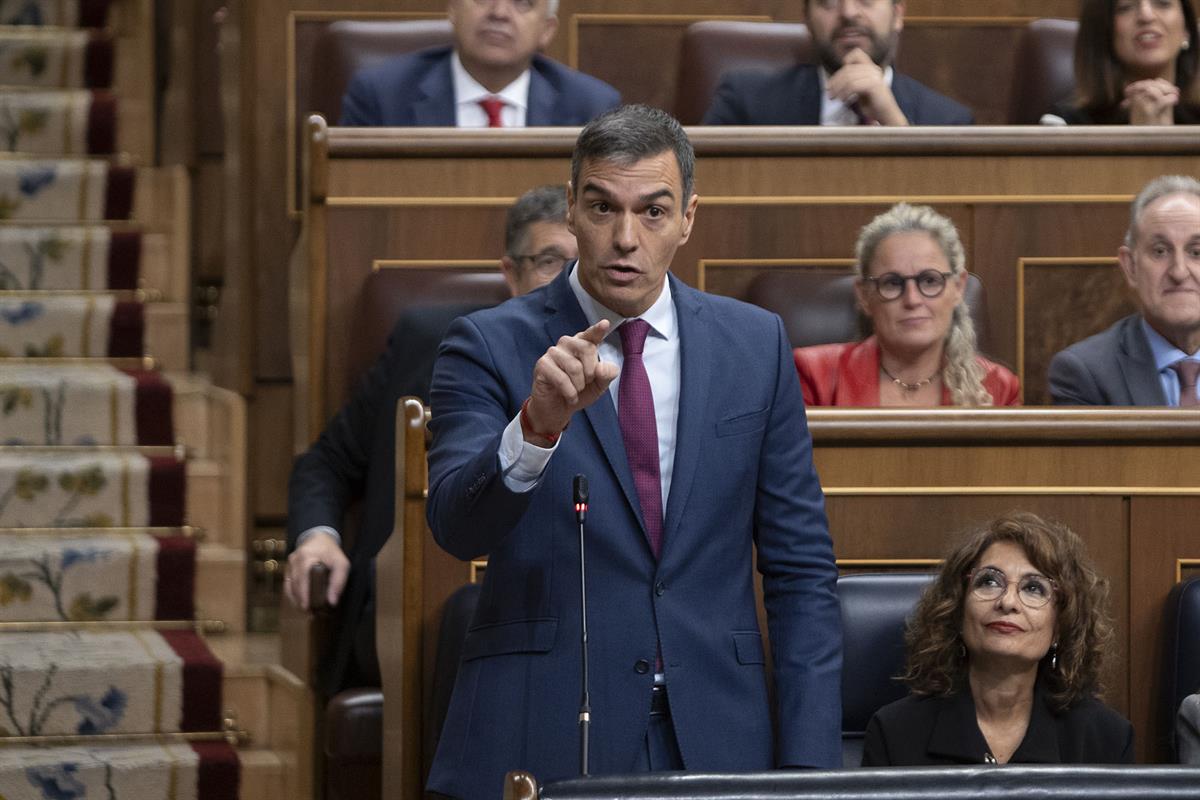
[704,0,972,126]
[425,105,842,798]
[340,0,620,127]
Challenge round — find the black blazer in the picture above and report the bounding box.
[702,63,974,125]
[863,685,1134,766]
[1049,100,1200,125]
[287,303,484,693]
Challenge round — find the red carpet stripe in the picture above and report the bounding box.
[154,535,195,620]
[148,456,186,526]
[107,300,144,357]
[124,369,173,445]
[86,90,117,154]
[192,741,240,800]
[107,230,142,289]
[104,165,134,220]
[160,630,222,732]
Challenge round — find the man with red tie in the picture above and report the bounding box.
[425,105,842,798]
[339,0,619,127]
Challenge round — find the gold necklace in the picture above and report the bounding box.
[880,363,939,392]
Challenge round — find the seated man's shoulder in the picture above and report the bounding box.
[1052,315,1135,363]
[355,45,450,85]
[530,55,621,115]
[893,72,973,124]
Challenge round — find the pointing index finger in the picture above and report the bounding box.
[578,318,612,346]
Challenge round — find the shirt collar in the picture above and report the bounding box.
[451,50,530,111]
[1140,317,1198,370]
[567,261,676,343]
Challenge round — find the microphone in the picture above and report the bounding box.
[573,474,591,776]
[574,474,589,523]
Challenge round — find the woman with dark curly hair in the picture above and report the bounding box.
[862,512,1133,765]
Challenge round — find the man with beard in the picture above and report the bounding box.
[703,0,972,126]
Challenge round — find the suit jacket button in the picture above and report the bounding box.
[654,581,665,597]
[634,659,650,674]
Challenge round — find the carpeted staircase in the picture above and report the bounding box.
[0,3,252,798]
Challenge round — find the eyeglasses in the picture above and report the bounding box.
[514,252,570,273]
[966,566,1057,609]
[861,270,955,301]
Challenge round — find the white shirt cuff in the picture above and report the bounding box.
[499,412,559,492]
[295,526,342,548]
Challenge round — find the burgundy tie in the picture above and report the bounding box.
[618,319,663,558]
[479,96,505,128]
[1172,360,1200,407]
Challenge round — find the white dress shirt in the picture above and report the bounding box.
[500,263,681,510]
[451,51,530,127]
[819,65,894,126]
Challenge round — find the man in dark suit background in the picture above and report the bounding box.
[283,185,576,693]
[1049,175,1200,406]
[425,105,842,798]
[703,0,972,126]
[340,0,620,127]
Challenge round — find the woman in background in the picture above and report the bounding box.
[863,512,1133,765]
[1045,0,1200,124]
[794,203,1019,407]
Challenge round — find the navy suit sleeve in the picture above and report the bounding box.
[1047,348,1103,405]
[340,69,381,126]
[702,73,751,124]
[286,328,403,549]
[425,314,538,561]
[755,315,843,768]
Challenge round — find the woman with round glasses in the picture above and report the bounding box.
[793,203,1019,406]
[862,512,1133,766]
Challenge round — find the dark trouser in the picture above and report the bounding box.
[633,684,684,771]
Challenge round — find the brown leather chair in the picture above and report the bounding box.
[673,21,811,124]
[744,270,993,358]
[348,267,511,397]
[306,19,454,125]
[1007,19,1079,124]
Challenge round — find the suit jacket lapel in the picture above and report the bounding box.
[525,59,558,126]
[660,277,712,560]
[795,66,822,124]
[1119,316,1168,405]
[543,269,645,537]
[413,55,456,125]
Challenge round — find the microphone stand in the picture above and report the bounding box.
[574,474,591,776]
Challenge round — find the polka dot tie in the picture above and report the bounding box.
[618,319,663,558]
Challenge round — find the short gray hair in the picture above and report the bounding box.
[571,104,695,206]
[1125,175,1200,247]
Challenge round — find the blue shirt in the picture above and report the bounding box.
[1140,318,1200,406]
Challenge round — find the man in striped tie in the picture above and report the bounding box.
[1049,175,1200,406]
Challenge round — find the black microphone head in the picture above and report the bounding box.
[573,474,589,504]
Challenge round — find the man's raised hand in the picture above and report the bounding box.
[523,319,619,444]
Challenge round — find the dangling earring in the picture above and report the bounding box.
[1049,641,1059,671]
[1183,39,1191,51]
[958,640,967,660]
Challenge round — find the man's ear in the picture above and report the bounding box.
[893,0,906,32]
[679,193,699,244]
[566,182,577,235]
[1118,245,1137,289]
[537,14,558,51]
[500,256,521,297]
